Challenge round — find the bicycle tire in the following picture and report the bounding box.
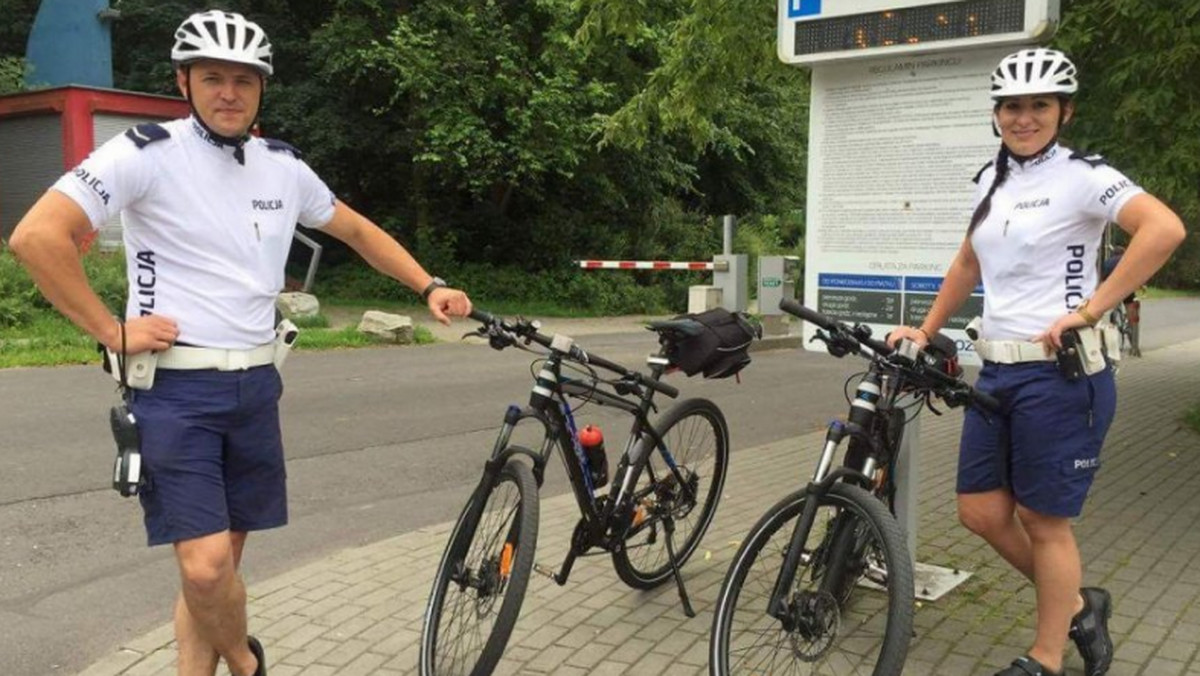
[612,398,729,589]
[420,456,539,676]
[710,482,913,676]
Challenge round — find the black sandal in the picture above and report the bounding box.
[994,655,1065,676]
[1069,587,1114,676]
[246,635,267,676]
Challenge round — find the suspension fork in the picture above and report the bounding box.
[468,404,547,541]
[765,414,875,620]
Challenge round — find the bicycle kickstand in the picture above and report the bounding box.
[661,515,696,618]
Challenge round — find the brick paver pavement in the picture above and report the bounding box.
[79,339,1200,676]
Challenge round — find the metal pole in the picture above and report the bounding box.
[723,215,735,255]
[293,229,324,293]
[895,415,919,560]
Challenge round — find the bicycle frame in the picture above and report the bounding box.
[471,339,696,586]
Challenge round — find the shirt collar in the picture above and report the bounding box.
[188,116,250,164]
[1007,143,1063,174]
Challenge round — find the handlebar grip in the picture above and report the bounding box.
[469,309,495,324]
[779,299,835,331]
[647,378,679,399]
[973,389,1002,413]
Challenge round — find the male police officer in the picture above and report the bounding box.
[9,10,470,676]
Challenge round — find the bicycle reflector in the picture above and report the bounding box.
[924,333,963,378]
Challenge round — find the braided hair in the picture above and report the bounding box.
[966,144,1011,237]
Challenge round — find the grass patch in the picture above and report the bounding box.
[290,313,331,329]
[294,323,435,349]
[1142,286,1200,300]
[1184,402,1200,435]
[0,313,99,368]
[0,308,439,369]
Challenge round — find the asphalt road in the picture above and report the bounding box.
[0,298,1195,676]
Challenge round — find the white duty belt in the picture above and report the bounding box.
[972,324,1117,366]
[157,344,276,371]
[973,338,1055,364]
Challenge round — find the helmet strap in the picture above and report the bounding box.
[182,64,264,165]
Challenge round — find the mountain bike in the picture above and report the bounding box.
[421,310,732,676]
[709,299,1000,676]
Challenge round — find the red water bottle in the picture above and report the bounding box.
[579,425,609,488]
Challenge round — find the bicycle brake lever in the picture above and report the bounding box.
[926,396,946,416]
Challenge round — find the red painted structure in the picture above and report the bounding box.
[0,85,188,247]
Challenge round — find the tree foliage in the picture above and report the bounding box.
[0,0,1193,292]
[1055,0,1200,287]
[0,56,23,94]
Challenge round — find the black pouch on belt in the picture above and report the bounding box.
[1055,329,1085,381]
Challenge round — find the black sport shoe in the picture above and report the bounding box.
[995,655,1065,676]
[246,635,267,676]
[1070,587,1113,676]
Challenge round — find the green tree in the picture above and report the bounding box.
[0,0,40,58]
[0,56,23,94]
[1055,0,1200,288]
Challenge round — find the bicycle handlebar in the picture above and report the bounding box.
[779,300,1000,413]
[468,309,680,399]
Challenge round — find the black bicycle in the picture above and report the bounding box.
[421,310,732,676]
[709,300,1000,676]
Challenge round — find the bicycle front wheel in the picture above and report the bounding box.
[710,482,913,676]
[421,456,539,676]
[612,398,729,589]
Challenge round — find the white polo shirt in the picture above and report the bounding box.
[53,117,337,349]
[969,145,1143,341]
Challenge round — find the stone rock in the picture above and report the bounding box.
[277,292,320,318]
[357,311,414,344]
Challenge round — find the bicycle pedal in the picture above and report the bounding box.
[533,563,558,580]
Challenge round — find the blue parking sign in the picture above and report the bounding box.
[786,0,821,18]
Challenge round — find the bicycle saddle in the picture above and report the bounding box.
[647,318,704,336]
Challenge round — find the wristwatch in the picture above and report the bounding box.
[420,276,448,302]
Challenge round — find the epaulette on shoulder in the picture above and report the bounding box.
[124,123,170,149]
[1069,150,1109,168]
[263,138,303,159]
[972,160,995,184]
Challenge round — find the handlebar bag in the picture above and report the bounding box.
[667,308,759,379]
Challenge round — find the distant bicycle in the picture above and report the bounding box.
[709,300,1000,676]
[1101,230,1142,359]
[421,309,756,676]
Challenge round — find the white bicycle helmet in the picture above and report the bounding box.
[990,48,1077,98]
[171,10,273,76]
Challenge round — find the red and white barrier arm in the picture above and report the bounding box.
[577,260,729,271]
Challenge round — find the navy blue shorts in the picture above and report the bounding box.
[130,366,287,546]
[958,361,1116,518]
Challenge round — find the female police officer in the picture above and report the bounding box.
[10,10,470,676]
[890,48,1184,676]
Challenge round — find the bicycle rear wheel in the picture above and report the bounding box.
[612,398,729,589]
[421,456,539,676]
[710,482,913,676]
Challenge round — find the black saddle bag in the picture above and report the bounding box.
[666,308,759,379]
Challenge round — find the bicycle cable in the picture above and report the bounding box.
[528,357,602,415]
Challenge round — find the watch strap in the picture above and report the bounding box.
[421,277,447,301]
